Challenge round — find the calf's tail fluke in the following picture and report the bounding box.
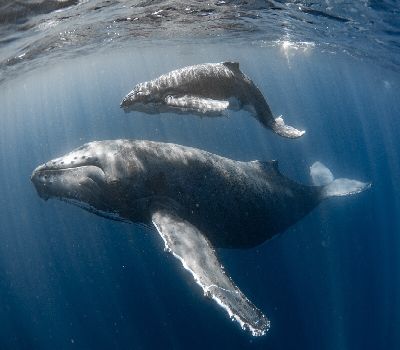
[272,116,306,139]
[310,161,371,199]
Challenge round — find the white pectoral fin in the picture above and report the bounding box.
[151,209,270,336]
[164,95,230,114]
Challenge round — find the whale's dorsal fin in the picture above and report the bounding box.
[222,61,240,71]
[252,160,280,173]
[151,207,270,336]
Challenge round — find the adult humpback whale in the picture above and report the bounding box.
[31,140,370,336]
[120,62,305,139]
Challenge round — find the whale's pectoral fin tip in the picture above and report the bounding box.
[151,207,269,336]
[273,116,305,139]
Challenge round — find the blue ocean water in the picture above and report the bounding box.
[1,2,400,349]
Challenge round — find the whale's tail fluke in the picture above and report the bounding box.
[310,161,371,199]
[272,116,306,139]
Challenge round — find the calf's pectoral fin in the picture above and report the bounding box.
[151,208,270,336]
[164,95,230,114]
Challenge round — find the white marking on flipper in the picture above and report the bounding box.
[164,95,229,114]
[151,209,270,336]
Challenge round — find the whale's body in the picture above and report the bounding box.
[31,140,369,336]
[121,62,305,138]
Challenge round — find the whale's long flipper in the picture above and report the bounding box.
[151,209,270,336]
[164,95,230,115]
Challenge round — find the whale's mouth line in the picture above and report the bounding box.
[33,164,105,176]
[59,197,129,223]
[121,101,162,114]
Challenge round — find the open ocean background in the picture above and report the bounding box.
[0,1,399,349]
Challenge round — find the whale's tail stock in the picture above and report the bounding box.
[310,161,371,199]
[272,115,306,139]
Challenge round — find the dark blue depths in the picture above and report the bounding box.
[0,44,399,349]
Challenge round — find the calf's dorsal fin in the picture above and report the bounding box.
[222,61,240,71]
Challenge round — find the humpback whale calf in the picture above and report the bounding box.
[31,140,370,336]
[120,62,305,139]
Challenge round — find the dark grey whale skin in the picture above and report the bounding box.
[30,140,370,336]
[31,140,321,249]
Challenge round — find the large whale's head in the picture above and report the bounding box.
[31,140,144,221]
